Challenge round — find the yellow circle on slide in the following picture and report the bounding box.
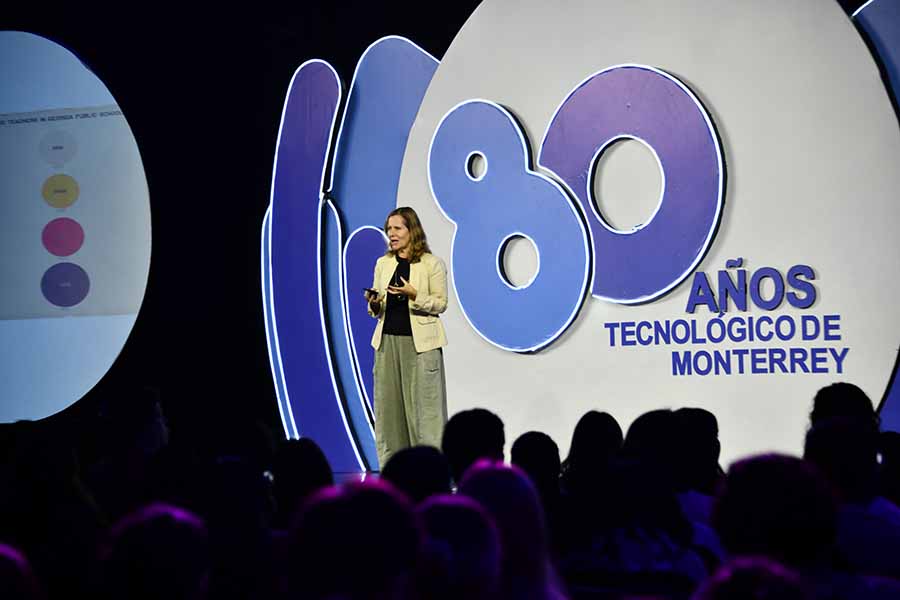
[42,174,80,208]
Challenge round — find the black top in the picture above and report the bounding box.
[383,257,412,336]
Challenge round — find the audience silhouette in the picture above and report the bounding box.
[691,557,811,600]
[416,494,501,600]
[0,542,45,600]
[459,460,567,600]
[880,431,900,507]
[805,416,900,580]
[714,453,900,599]
[271,438,334,529]
[286,480,421,600]
[2,380,900,599]
[511,431,565,554]
[810,382,879,428]
[99,503,208,600]
[672,408,722,525]
[381,445,453,504]
[441,408,504,484]
[559,410,622,499]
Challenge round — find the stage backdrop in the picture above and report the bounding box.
[265,0,900,472]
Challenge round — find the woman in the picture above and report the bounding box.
[365,207,448,470]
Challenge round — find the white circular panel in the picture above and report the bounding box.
[0,32,151,421]
[397,0,900,464]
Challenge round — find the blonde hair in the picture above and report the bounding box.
[384,206,431,263]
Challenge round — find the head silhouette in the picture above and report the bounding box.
[287,480,421,600]
[416,494,501,600]
[804,417,879,504]
[441,409,505,484]
[561,410,622,497]
[879,431,900,506]
[713,454,836,568]
[565,410,622,466]
[809,382,877,428]
[673,407,722,493]
[271,437,333,527]
[511,431,560,498]
[459,461,564,600]
[692,557,811,600]
[381,445,452,504]
[100,503,209,600]
[623,409,677,463]
[623,409,680,496]
[0,544,44,600]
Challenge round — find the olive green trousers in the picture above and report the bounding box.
[373,334,447,470]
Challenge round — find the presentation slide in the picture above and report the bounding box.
[0,106,149,319]
[0,32,151,422]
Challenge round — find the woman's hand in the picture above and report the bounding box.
[364,289,380,313]
[387,277,417,300]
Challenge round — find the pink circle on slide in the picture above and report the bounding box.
[42,217,85,256]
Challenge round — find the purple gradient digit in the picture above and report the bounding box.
[539,65,725,304]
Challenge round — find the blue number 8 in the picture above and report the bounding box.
[428,100,591,352]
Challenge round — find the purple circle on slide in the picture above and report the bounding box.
[42,218,84,256]
[41,263,90,307]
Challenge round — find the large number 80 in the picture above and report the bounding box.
[428,64,725,352]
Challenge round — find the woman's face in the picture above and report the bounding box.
[387,215,411,257]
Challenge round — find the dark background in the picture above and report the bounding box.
[3,0,869,455]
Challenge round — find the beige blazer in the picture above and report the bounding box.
[369,252,448,353]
